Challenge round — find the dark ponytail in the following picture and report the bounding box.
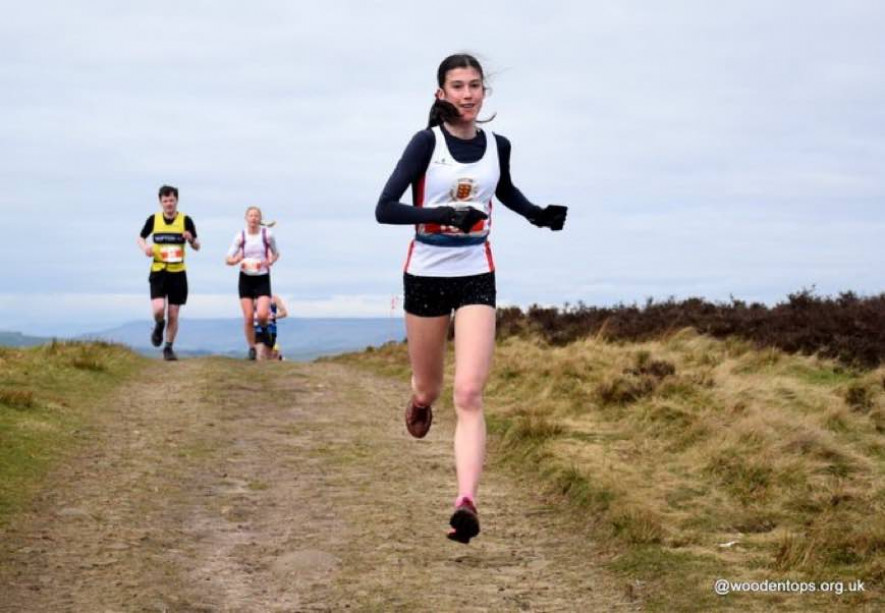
[426,53,495,128]
[427,99,461,128]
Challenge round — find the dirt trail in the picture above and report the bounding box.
[1,358,636,612]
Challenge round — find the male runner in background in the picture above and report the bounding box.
[136,185,200,361]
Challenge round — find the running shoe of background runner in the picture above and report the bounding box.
[151,319,165,347]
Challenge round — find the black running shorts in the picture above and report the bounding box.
[239,272,272,299]
[403,272,496,317]
[149,270,188,305]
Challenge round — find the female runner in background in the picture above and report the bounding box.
[225,207,280,360]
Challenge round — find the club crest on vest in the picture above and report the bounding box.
[451,177,477,202]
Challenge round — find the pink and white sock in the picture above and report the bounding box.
[454,495,476,509]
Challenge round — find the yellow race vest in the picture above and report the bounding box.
[150,212,187,273]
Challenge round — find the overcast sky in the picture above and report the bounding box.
[2,0,883,335]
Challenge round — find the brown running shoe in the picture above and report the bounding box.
[404,398,433,438]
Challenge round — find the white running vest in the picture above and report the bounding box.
[227,228,276,276]
[404,126,500,277]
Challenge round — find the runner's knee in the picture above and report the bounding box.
[453,381,484,413]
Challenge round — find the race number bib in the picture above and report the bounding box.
[241,257,263,274]
[158,245,184,263]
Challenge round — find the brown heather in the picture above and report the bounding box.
[497,289,885,368]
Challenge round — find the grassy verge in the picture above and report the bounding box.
[333,331,884,611]
[0,341,143,525]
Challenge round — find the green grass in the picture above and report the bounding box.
[0,342,142,524]
[609,546,728,612]
[787,363,856,386]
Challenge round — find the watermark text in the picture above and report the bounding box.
[714,579,865,596]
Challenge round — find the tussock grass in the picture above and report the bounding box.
[0,341,141,523]
[340,328,884,610]
[0,389,35,410]
[844,381,877,413]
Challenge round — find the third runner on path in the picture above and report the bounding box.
[375,53,567,544]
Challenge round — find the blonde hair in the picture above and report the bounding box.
[245,206,276,227]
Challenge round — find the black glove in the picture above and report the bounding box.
[530,204,568,231]
[443,206,489,233]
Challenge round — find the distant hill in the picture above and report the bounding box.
[77,318,405,361]
[0,331,53,348]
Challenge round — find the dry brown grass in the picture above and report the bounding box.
[339,329,884,611]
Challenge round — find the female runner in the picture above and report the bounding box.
[225,207,280,360]
[375,53,567,543]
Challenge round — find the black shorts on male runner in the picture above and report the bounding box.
[149,270,188,305]
[238,272,272,300]
[403,272,496,317]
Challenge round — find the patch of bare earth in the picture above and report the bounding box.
[1,358,635,612]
